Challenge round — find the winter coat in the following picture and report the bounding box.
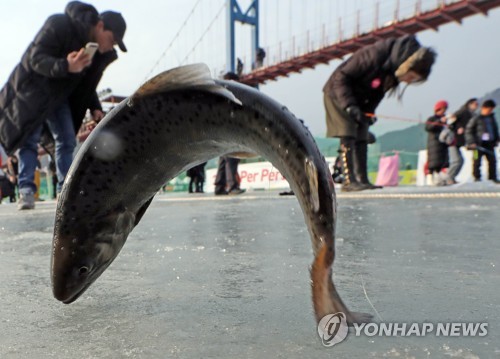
[450,106,474,147]
[425,115,448,171]
[323,35,423,138]
[465,113,500,146]
[0,1,117,155]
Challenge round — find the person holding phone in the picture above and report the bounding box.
[0,1,127,209]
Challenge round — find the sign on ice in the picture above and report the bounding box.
[206,157,336,192]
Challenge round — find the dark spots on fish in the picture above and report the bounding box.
[91,169,102,176]
[154,100,163,111]
[173,98,180,106]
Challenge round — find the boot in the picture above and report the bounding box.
[340,139,370,192]
[353,142,382,189]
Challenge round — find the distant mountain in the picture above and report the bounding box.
[377,123,427,153]
[480,88,500,107]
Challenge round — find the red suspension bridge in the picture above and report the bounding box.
[240,0,500,86]
[142,0,500,89]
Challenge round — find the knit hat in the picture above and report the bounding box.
[434,100,448,112]
[482,99,496,108]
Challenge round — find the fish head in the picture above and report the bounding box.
[51,206,136,304]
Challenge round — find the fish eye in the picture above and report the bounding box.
[78,266,90,276]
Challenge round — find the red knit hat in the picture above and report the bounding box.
[434,100,448,112]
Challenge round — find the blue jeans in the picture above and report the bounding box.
[18,102,76,195]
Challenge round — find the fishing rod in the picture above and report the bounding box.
[475,146,496,156]
[365,112,450,127]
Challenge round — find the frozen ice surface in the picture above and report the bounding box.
[0,186,499,358]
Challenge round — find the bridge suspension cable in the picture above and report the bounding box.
[143,0,204,82]
[180,2,226,67]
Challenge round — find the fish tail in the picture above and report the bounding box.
[311,243,373,325]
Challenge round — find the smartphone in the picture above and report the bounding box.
[83,42,99,59]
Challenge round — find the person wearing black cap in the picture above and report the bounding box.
[323,35,436,191]
[0,1,127,209]
[465,99,500,183]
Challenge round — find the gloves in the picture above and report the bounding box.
[368,115,377,126]
[346,105,363,124]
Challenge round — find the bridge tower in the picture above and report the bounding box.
[226,0,259,74]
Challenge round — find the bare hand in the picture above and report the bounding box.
[457,127,464,135]
[85,120,97,132]
[92,109,105,122]
[67,49,91,73]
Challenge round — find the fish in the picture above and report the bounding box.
[51,63,372,326]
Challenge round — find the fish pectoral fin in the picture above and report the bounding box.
[133,63,241,105]
[134,196,155,227]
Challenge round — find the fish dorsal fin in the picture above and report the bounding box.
[131,63,241,105]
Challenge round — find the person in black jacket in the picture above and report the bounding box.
[425,100,450,185]
[447,98,478,183]
[465,99,500,183]
[214,72,246,195]
[186,162,207,193]
[0,1,127,209]
[323,35,436,191]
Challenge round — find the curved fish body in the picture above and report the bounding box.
[51,64,371,325]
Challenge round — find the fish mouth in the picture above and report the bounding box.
[54,261,113,304]
[56,281,93,304]
[61,283,91,304]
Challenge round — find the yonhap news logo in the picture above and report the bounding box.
[317,313,488,347]
[317,312,349,347]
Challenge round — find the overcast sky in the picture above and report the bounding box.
[1,1,499,137]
